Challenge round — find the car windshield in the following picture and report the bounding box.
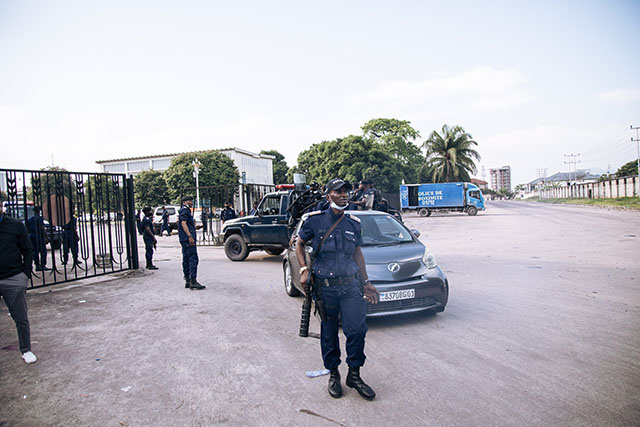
[359,214,414,246]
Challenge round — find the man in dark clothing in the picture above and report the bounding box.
[296,178,379,400]
[220,202,237,223]
[26,206,49,271]
[178,196,205,290]
[0,201,37,364]
[135,210,142,235]
[141,207,158,270]
[62,212,81,267]
[160,206,171,236]
[201,207,209,236]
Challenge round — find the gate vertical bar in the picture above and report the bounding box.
[126,176,139,269]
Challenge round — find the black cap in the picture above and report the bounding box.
[181,195,194,203]
[325,178,352,193]
[142,206,153,215]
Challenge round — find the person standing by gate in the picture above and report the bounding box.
[201,207,209,237]
[27,206,49,271]
[160,206,171,236]
[141,207,158,270]
[0,200,37,364]
[178,196,205,290]
[221,201,236,224]
[62,210,80,267]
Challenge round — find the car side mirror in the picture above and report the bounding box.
[410,229,421,238]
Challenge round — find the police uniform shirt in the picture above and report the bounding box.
[298,209,363,279]
[62,217,77,232]
[26,214,44,235]
[162,210,169,223]
[178,205,196,242]
[141,216,153,239]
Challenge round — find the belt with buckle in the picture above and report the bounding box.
[317,274,357,287]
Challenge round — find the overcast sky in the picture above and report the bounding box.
[1,0,639,186]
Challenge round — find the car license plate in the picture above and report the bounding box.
[378,289,415,302]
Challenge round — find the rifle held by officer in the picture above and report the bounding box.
[299,272,312,337]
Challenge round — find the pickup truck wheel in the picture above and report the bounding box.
[265,248,284,256]
[418,208,430,217]
[224,234,249,261]
[467,206,478,216]
[283,259,301,297]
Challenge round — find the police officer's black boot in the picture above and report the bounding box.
[184,276,190,288]
[327,368,342,398]
[189,278,206,290]
[346,366,376,400]
[146,262,158,270]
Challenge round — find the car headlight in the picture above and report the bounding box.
[422,247,437,269]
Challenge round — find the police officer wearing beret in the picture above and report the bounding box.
[141,207,158,270]
[178,196,205,290]
[295,178,380,400]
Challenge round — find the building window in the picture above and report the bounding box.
[104,163,125,173]
[152,159,172,170]
[127,161,150,172]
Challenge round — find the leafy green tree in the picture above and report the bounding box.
[615,160,638,177]
[498,188,514,199]
[362,118,423,183]
[164,150,239,202]
[260,149,289,184]
[422,124,481,182]
[295,135,403,192]
[134,170,169,208]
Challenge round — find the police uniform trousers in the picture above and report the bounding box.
[180,242,199,279]
[143,235,155,265]
[0,273,31,353]
[317,277,368,370]
[161,221,171,235]
[28,233,47,268]
[62,230,78,262]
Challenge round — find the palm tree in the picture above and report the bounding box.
[421,124,481,183]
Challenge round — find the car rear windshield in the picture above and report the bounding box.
[360,214,414,245]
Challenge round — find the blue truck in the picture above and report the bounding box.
[399,182,485,216]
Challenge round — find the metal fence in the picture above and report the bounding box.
[0,168,139,288]
[538,176,639,199]
[180,183,276,246]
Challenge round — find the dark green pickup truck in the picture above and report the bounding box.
[221,190,309,261]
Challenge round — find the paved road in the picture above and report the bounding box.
[1,201,638,426]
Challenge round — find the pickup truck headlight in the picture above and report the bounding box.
[422,247,437,269]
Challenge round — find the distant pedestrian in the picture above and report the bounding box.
[62,209,81,267]
[221,201,237,223]
[249,201,259,216]
[26,206,49,271]
[0,199,37,364]
[201,207,209,236]
[141,207,158,270]
[179,196,205,290]
[160,206,171,236]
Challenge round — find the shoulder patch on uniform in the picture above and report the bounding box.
[345,213,360,223]
[301,210,322,222]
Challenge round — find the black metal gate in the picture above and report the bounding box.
[180,183,275,246]
[0,168,139,288]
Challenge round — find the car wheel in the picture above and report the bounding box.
[418,208,429,217]
[467,206,478,216]
[283,259,301,297]
[224,234,249,261]
[265,248,284,256]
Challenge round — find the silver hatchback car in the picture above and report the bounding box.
[283,210,449,317]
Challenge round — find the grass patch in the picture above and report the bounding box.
[533,197,640,210]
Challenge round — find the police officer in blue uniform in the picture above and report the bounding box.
[141,207,158,270]
[178,196,205,290]
[221,201,237,223]
[295,178,380,400]
[62,212,80,267]
[26,206,49,271]
[160,206,171,236]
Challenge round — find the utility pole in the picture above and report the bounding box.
[536,168,548,198]
[192,158,201,209]
[632,125,640,198]
[563,154,580,198]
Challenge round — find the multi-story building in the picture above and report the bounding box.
[96,147,275,185]
[96,147,276,213]
[490,166,511,191]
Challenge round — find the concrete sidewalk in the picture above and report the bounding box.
[1,235,343,427]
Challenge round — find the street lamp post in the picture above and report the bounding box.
[192,158,201,208]
[632,125,640,199]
